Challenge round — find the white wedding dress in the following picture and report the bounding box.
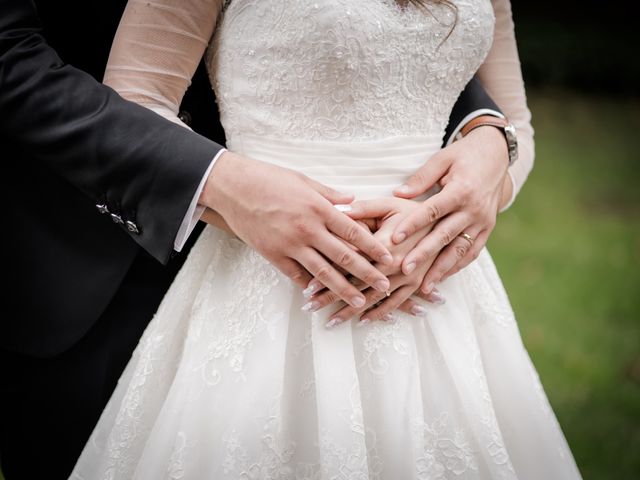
[72,0,582,478]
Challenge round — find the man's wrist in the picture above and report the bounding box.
[460,115,518,166]
[199,150,233,211]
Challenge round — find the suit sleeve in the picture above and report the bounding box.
[0,0,223,264]
[443,76,504,146]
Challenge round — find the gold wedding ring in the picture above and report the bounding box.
[458,232,474,246]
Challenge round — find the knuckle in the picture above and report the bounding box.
[323,291,339,305]
[308,203,322,217]
[343,224,361,244]
[418,248,432,264]
[411,171,427,187]
[361,270,379,286]
[293,220,313,239]
[315,266,333,282]
[425,204,441,223]
[457,181,474,202]
[336,249,354,268]
[454,244,468,260]
[439,229,453,247]
[288,268,306,283]
[338,284,356,299]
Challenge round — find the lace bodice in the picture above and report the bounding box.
[104,0,534,208]
[207,0,494,144]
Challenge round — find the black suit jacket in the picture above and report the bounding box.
[0,0,501,358]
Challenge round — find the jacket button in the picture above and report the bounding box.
[178,110,192,127]
[110,213,124,224]
[96,204,109,214]
[126,221,140,234]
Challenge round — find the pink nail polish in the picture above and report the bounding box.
[422,282,435,294]
[301,301,319,312]
[430,291,446,305]
[325,317,342,329]
[411,305,427,317]
[357,318,371,327]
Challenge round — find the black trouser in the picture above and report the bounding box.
[0,244,192,480]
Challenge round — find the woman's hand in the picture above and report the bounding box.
[391,125,513,290]
[303,198,446,327]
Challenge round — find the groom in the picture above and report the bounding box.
[0,0,503,479]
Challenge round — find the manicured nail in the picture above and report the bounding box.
[350,296,366,308]
[395,232,407,243]
[395,185,411,194]
[423,282,435,294]
[301,301,319,312]
[430,290,446,305]
[334,204,352,212]
[357,318,371,327]
[380,253,394,265]
[411,305,428,317]
[374,279,390,292]
[404,262,416,274]
[325,317,342,329]
[303,282,320,298]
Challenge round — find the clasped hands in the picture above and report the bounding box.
[199,126,512,327]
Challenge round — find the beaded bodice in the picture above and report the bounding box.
[207,0,495,144]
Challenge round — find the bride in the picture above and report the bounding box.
[72,0,582,478]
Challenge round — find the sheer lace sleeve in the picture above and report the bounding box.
[477,0,534,211]
[104,0,222,128]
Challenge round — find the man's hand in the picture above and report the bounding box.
[391,125,513,290]
[198,151,393,308]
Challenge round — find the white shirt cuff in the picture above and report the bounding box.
[445,108,504,146]
[173,148,227,252]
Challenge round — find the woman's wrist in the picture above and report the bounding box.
[498,171,514,212]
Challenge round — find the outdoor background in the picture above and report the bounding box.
[1,2,638,480]
[487,2,639,478]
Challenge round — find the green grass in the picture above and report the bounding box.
[487,89,640,479]
[1,90,638,480]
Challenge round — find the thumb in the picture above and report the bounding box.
[307,177,354,204]
[394,151,450,198]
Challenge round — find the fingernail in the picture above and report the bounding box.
[395,185,411,194]
[383,313,395,322]
[411,305,428,317]
[301,301,319,312]
[350,296,366,308]
[430,290,446,305]
[423,282,435,294]
[395,232,407,243]
[303,282,320,298]
[380,253,394,265]
[334,204,352,212]
[357,318,371,327]
[374,279,390,292]
[325,317,342,329]
[404,262,416,274]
